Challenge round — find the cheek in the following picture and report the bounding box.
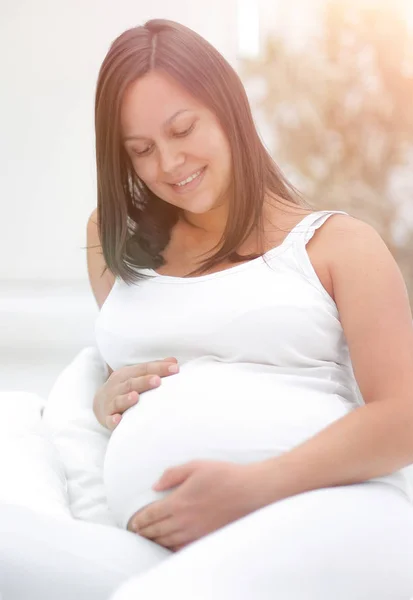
[132,159,159,186]
[194,125,227,160]
[206,134,231,174]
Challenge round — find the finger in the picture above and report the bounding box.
[120,359,179,379]
[109,372,164,417]
[127,509,169,533]
[123,374,163,396]
[129,502,172,532]
[109,361,180,417]
[152,532,189,550]
[154,462,197,491]
[137,517,179,541]
[161,357,178,363]
[111,375,161,415]
[105,413,122,431]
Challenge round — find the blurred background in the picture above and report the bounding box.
[1,0,413,397]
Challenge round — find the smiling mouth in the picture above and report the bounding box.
[170,167,206,188]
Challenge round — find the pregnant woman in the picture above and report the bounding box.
[2,17,413,600]
[92,17,413,598]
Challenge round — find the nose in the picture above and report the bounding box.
[158,141,185,176]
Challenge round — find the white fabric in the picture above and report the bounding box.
[1,483,413,600]
[0,503,170,600]
[42,346,116,526]
[108,482,413,600]
[96,210,413,529]
[0,391,71,520]
[1,208,413,597]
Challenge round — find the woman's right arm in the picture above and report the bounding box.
[86,208,115,376]
[86,208,179,429]
[86,208,115,313]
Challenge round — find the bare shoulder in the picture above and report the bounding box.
[316,213,380,241]
[315,214,413,407]
[315,213,390,264]
[313,213,406,314]
[306,213,391,301]
[87,207,99,233]
[86,207,116,309]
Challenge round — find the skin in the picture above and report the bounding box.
[93,358,179,431]
[120,71,413,552]
[121,70,311,274]
[121,70,233,237]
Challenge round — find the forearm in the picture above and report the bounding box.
[262,399,413,502]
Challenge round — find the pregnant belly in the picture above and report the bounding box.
[103,362,350,528]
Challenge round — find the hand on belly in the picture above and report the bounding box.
[104,365,350,530]
[125,459,274,552]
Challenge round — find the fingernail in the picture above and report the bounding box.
[168,364,179,373]
[149,376,160,386]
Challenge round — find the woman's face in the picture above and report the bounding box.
[120,71,233,218]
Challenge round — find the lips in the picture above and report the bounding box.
[167,166,207,196]
[169,166,206,187]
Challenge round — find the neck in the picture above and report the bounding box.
[180,203,229,236]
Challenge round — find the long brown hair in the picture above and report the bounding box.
[94,19,306,283]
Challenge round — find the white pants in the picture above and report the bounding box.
[1,482,413,600]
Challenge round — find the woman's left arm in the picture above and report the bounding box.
[261,215,413,503]
[130,216,413,548]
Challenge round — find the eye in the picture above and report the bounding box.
[174,122,196,137]
[132,145,153,157]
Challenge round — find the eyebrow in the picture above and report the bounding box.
[123,109,191,142]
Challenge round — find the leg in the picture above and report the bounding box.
[0,503,171,600]
[111,482,413,600]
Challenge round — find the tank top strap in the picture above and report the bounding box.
[281,210,349,308]
[287,210,349,246]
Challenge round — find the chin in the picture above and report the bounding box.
[175,194,219,215]
[184,202,217,215]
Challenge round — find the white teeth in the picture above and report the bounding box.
[175,168,203,187]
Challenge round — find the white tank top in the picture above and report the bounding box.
[96,210,412,528]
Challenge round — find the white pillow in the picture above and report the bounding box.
[0,391,71,519]
[42,346,117,526]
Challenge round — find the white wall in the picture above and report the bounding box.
[0,0,238,283]
[0,0,238,394]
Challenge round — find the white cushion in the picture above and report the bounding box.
[42,346,117,526]
[0,391,71,519]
